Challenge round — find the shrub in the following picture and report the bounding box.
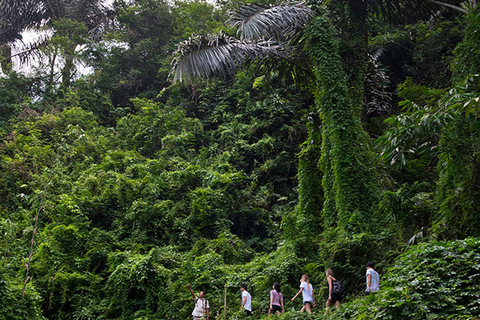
[326,238,480,319]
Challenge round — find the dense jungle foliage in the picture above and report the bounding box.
[1,0,480,319]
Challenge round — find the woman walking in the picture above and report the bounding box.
[291,274,315,313]
[268,282,284,316]
[325,269,341,314]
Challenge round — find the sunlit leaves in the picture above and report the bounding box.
[326,238,480,319]
[378,75,480,168]
[444,74,480,118]
[105,249,170,317]
[377,100,453,167]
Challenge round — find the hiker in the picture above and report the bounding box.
[365,261,380,294]
[187,283,209,320]
[240,283,252,316]
[291,274,315,313]
[325,269,342,314]
[268,282,285,316]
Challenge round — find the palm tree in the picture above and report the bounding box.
[0,0,44,71]
[0,0,112,87]
[0,0,111,46]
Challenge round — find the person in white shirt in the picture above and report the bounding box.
[187,283,209,320]
[240,283,252,316]
[365,262,380,294]
[291,274,315,313]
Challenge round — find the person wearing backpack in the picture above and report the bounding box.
[325,269,343,314]
[187,283,210,320]
[365,262,380,294]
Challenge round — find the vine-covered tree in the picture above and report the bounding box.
[170,0,465,274]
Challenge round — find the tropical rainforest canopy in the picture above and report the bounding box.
[1,0,480,319]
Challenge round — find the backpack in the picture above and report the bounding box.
[332,279,345,295]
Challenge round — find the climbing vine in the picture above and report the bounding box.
[434,7,480,239]
[305,15,391,271]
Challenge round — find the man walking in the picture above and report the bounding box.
[240,283,252,316]
[365,262,380,294]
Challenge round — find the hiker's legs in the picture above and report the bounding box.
[304,302,312,314]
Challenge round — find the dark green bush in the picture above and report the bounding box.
[0,271,45,320]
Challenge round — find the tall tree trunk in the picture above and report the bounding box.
[0,44,12,73]
[46,50,58,97]
[62,55,74,90]
[293,110,324,253]
[306,15,384,265]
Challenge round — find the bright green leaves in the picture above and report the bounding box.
[452,6,480,85]
[106,249,170,318]
[445,74,480,118]
[116,0,174,46]
[191,231,255,264]
[0,72,34,127]
[116,98,201,157]
[172,0,227,39]
[291,110,323,254]
[377,80,448,168]
[378,7,480,241]
[0,276,45,320]
[39,18,91,92]
[325,238,480,320]
[433,6,480,240]
[378,75,479,171]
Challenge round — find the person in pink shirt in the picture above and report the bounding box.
[268,282,285,316]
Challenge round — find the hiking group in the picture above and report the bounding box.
[188,262,380,319]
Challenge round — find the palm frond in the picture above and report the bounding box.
[9,31,52,65]
[1,0,113,44]
[253,44,314,85]
[366,0,465,23]
[42,0,113,31]
[171,32,302,83]
[0,0,45,43]
[430,0,468,13]
[171,1,314,84]
[0,0,115,71]
[228,1,313,41]
[170,33,311,82]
